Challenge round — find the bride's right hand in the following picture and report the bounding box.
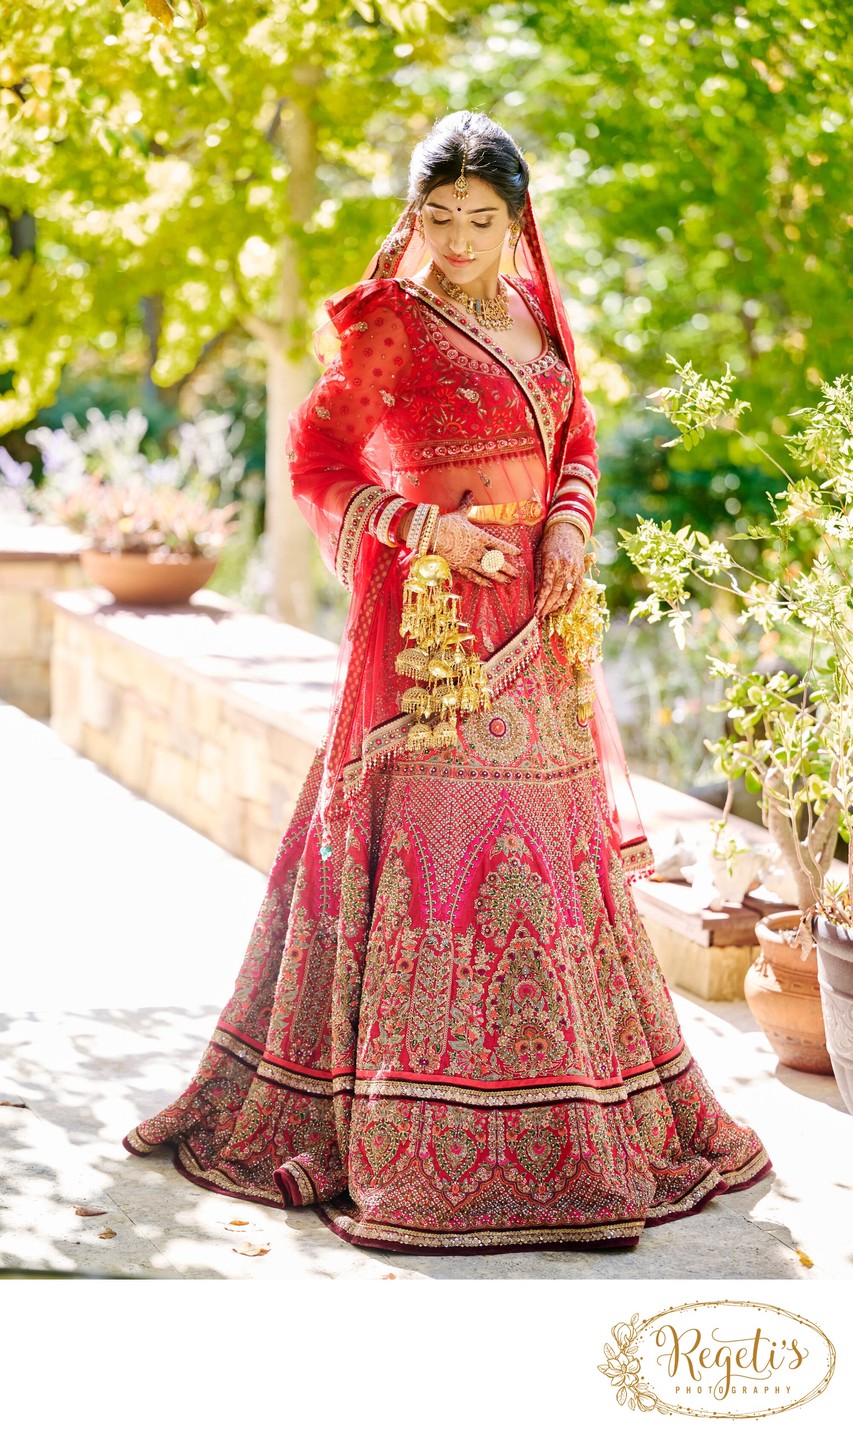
[430,491,523,589]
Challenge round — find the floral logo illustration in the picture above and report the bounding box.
[599,1301,835,1420]
[598,1313,671,1414]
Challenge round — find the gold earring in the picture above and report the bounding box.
[509,220,521,246]
[415,212,424,236]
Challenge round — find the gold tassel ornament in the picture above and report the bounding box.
[395,553,491,751]
[543,559,610,723]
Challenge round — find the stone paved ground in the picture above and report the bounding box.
[1,701,850,1281]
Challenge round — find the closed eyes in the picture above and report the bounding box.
[429,219,493,230]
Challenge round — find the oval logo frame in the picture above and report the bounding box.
[599,1300,835,1418]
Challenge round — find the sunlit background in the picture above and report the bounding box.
[2,0,850,793]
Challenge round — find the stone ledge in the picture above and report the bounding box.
[629,773,771,999]
[0,522,86,717]
[48,586,337,871]
[629,774,846,1000]
[43,586,841,997]
[49,586,337,746]
[0,519,86,562]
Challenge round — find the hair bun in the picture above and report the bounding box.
[407,111,529,222]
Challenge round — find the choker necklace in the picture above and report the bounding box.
[430,261,514,331]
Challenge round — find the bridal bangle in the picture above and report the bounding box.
[373,495,412,547]
[420,506,440,555]
[544,512,592,544]
[408,501,440,555]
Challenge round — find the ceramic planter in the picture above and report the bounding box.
[81,550,217,606]
[745,910,832,1074]
[812,914,853,1115]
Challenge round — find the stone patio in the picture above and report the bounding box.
[1,700,850,1281]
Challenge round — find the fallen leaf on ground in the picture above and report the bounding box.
[796,1249,814,1268]
[382,1273,398,1280]
[0,1100,27,1108]
[98,1229,117,1240]
[75,1206,108,1218]
[232,1242,270,1257]
[226,1218,249,1227]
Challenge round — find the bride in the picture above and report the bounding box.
[124,110,771,1254]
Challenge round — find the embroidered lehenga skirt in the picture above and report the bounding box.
[124,522,772,1253]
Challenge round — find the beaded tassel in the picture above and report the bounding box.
[543,570,610,723]
[395,553,491,751]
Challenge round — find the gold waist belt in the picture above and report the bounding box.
[465,497,546,526]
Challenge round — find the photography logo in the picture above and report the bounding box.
[598,1300,835,1418]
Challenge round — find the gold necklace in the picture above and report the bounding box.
[430,261,514,331]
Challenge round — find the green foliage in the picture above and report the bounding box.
[620,364,853,918]
[0,0,457,428]
[463,0,852,456]
[3,0,850,440]
[648,359,751,452]
[594,410,784,613]
[1,0,849,657]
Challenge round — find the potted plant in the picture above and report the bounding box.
[619,363,852,1092]
[22,407,242,604]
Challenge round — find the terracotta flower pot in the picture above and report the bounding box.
[745,910,833,1075]
[812,913,853,1115]
[81,549,217,606]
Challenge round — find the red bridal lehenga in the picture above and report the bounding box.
[123,198,772,1253]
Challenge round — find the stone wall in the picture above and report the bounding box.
[0,525,86,718]
[49,588,337,872]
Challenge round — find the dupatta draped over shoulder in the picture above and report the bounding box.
[287,195,654,881]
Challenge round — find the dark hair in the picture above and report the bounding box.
[408,111,529,222]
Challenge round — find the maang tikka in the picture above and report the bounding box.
[453,142,469,199]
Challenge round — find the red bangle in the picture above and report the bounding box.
[371,495,414,547]
[386,503,415,547]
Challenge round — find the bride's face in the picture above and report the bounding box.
[420,176,512,282]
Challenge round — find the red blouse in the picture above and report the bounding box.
[288,275,599,591]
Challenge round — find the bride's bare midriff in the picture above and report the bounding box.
[395,450,549,543]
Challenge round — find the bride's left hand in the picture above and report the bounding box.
[533,521,586,620]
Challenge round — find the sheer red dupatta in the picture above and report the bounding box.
[515,198,655,879]
[286,283,412,839]
[288,197,655,880]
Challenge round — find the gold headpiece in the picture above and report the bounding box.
[453,143,469,198]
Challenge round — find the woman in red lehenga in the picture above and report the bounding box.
[124,113,771,1254]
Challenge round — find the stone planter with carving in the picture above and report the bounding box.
[812,914,853,1115]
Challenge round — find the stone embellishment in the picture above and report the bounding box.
[315,405,331,420]
[457,387,480,403]
[380,390,396,407]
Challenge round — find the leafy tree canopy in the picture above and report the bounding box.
[1,0,849,465]
[458,0,851,444]
[0,0,456,428]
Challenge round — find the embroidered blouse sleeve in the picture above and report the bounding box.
[287,288,415,590]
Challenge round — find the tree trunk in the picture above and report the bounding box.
[263,72,322,628]
[264,337,317,627]
[765,784,840,913]
[1,206,35,258]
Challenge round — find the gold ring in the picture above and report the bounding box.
[481,548,505,575]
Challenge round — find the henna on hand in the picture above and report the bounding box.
[533,522,586,619]
[433,491,523,586]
